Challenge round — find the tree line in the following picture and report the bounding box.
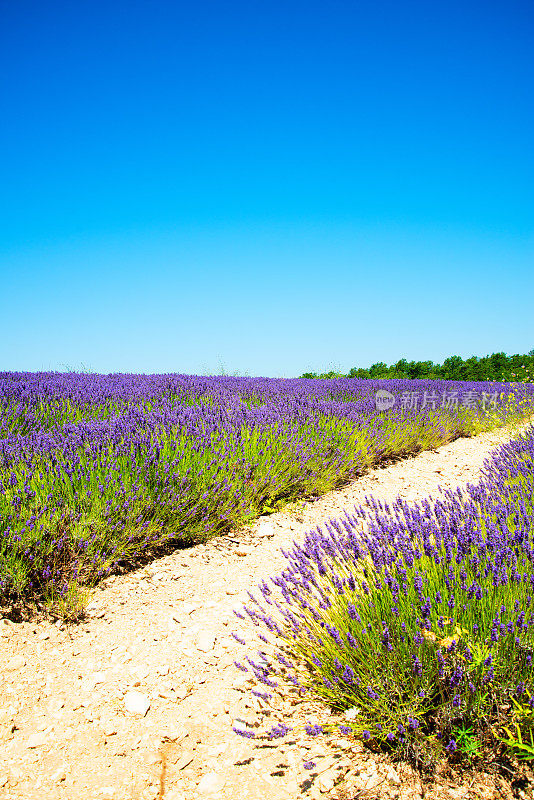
[300,350,534,382]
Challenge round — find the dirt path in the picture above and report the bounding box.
[0,424,527,800]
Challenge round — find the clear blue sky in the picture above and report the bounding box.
[1,0,532,377]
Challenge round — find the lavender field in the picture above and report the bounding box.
[1,372,533,617]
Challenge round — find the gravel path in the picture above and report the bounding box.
[0,423,528,800]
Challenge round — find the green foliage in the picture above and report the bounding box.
[451,723,482,763]
[301,370,346,380]
[303,349,534,383]
[498,693,534,761]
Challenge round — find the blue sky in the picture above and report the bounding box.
[1,0,532,377]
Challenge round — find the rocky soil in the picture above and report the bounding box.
[1,423,532,800]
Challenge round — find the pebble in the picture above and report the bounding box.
[124,691,151,716]
[6,655,26,670]
[197,632,216,652]
[103,720,119,736]
[157,687,177,700]
[197,772,226,795]
[174,752,194,770]
[387,767,401,785]
[364,772,381,791]
[317,770,336,792]
[47,697,65,713]
[86,670,107,688]
[165,791,186,800]
[131,665,150,680]
[8,766,24,783]
[26,732,47,748]
[231,674,250,688]
[257,527,275,537]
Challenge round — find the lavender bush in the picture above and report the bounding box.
[233,423,534,761]
[1,372,533,616]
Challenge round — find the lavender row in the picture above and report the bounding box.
[232,423,534,758]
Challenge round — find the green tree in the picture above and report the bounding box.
[301,348,534,382]
[460,356,480,381]
[393,359,409,376]
[489,352,509,380]
[348,367,370,378]
[441,355,463,381]
[369,362,388,378]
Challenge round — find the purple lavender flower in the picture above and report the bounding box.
[267,723,292,739]
[233,727,255,739]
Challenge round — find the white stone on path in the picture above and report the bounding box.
[165,791,186,800]
[102,720,119,736]
[317,770,336,792]
[88,670,107,686]
[196,632,216,652]
[124,691,150,716]
[130,665,150,681]
[387,767,401,785]
[6,655,25,670]
[174,752,194,771]
[26,732,47,748]
[232,674,249,688]
[197,772,225,795]
[257,518,276,536]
